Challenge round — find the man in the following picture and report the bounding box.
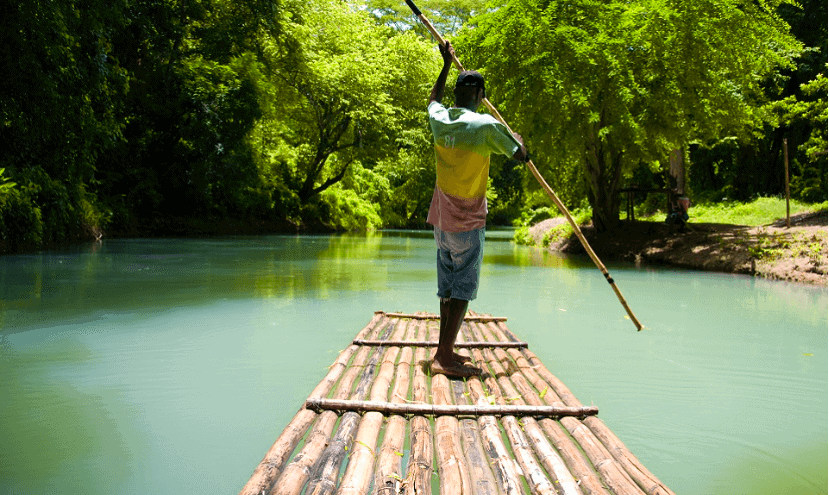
[427,41,529,378]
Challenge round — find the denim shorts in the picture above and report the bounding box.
[433,227,485,301]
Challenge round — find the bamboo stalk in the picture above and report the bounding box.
[432,372,474,494]
[404,320,434,495]
[582,416,677,495]
[337,320,408,495]
[461,347,526,495]
[451,380,503,495]
[273,316,386,495]
[304,322,396,495]
[504,347,610,495]
[353,339,527,348]
[304,398,597,418]
[469,322,557,495]
[483,320,609,494]
[499,336,643,494]
[375,320,416,495]
[239,313,384,495]
[273,345,377,495]
[375,311,506,322]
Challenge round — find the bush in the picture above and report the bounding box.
[316,188,382,231]
[0,187,43,252]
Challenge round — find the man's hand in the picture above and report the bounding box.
[439,41,455,68]
[512,132,530,162]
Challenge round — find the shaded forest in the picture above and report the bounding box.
[0,0,825,252]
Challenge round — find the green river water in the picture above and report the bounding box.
[0,231,826,494]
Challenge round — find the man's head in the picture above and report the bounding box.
[454,70,486,110]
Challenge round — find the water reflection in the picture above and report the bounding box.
[0,234,825,495]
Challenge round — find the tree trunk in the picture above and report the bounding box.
[584,134,623,233]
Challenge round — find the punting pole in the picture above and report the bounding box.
[404,0,644,331]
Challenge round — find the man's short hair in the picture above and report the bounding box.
[455,70,486,98]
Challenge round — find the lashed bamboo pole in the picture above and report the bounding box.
[375,311,506,322]
[493,330,644,494]
[503,346,610,495]
[462,348,526,495]
[338,319,408,495]
[375,321,417,494]
[451,380,503,495]
[239,313,384,495]
[468,322,558,495]
[304,323,396,495]
[304,398,597,418]
[485,344,585,495]
[272,317,388,495]
[582,416,676,495]
[404,319,434,495]
[486,320,641,495]
[353,339,528,348]
[433,372,474,494]
[404,0,643,331]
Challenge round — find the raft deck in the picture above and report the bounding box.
[240,311,675,495]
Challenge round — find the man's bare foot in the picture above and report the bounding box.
[453,351,471,364]
[431,357,482,378]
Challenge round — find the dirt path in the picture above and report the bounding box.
[529,210,828,286]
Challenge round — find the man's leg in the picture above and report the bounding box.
[438,297,470,364]
[435,297,468,365]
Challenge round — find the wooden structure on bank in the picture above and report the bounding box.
[240,311,675,495]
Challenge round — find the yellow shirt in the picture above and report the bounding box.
[426,101,520,232]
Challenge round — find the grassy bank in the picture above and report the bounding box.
[637,197,828,226]
[515,197,828,247]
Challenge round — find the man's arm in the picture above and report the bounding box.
[429,41,455,104]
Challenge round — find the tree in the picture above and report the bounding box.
[254,0,437,226]
[460,0,802,231]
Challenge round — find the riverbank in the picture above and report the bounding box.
[528,210,828,285]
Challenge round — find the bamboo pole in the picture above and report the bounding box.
[461,346,526,494]
[503,346,610,495]
[469,322,558,495]
[582,416,676,495]
[433,372,474,494]
[304,398,597,418]
[304,322,396,495]
[375,311,506,322]
[499,336,644,494]
[338,319,408,495]
[404,0,643,331]
[273,330,382,495]
[375,321,417,495]
[488,345,584,495]
[485,320,640,495]
[451,379,504,495]
[239,313,384,495]
[353,339,528,348]
[405,319,434,495]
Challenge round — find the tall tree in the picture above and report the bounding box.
[461,0,802,231]
[254,0,436,221]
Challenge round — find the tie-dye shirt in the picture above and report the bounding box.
[426,101,521,232]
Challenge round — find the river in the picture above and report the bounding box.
[0,232,826,494]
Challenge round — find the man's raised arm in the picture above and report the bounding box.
[429,41,455,104]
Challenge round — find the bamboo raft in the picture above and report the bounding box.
[240,311,675,495]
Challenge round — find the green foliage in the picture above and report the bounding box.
[0,188,43,252]
[317,188,383,231]
[0,169,16,195]
[687,197,827,226]
[460,0,802,231]
[0,0,823,249]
